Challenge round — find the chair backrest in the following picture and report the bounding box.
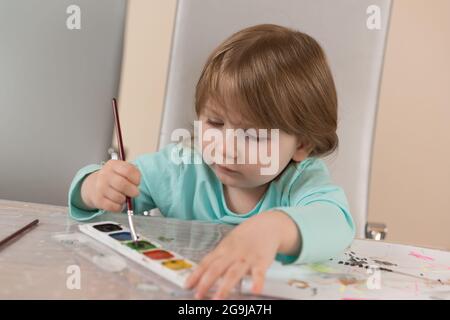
[159,0,392,237]
[0,0,127,205]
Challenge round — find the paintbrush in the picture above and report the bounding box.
[112,98,138,243]
[0,219,39,251]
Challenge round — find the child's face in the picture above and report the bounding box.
[197,107,309,189]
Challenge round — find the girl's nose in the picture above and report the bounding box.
[220,129,239,162]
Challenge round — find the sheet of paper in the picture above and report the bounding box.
[241,239,450,300]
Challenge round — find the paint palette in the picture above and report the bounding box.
[79,221,196,288]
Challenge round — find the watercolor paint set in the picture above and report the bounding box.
[78,221,197,288]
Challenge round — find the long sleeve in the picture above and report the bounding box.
[67,161,158,221]
[67,164,104,221]
[272,161,355,265]
[67,142,355,262]
[67,143,187,221]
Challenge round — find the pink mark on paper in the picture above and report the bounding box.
[409,251,435,261]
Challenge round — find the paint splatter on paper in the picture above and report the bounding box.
[241,239,450,300]
[409,251,435,261]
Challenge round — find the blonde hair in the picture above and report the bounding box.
[195,24,338,157]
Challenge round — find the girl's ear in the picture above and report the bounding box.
[292,140,312,162]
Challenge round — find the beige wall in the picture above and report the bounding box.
[119,0,450,249]
[117,0,176,160]
[368,0,450,249]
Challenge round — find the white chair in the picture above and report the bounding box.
[158,0,392,238]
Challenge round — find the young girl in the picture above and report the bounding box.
[68,24,355,299]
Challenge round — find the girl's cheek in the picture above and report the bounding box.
[243,139,261,164]
[258,141,275,165]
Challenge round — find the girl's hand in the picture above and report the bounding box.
[80,160,141,212]
[185,211,299,299]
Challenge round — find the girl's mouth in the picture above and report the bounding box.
[214,163,239,175]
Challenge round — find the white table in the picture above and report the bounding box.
[1,199,449,299]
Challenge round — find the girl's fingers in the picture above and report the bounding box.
[104,186,126,205]
[100,198,123,212]
[113,162,141,185]
[109,174,139,198]
[195,258,234,299]
[250,265,267,295]
[213,260,250,299]
[185,253,218,289]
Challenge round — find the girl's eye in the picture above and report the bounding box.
[245,133,259,141]
[245,131,269,142]
[206,119,223,127]
[245,134,268,142]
